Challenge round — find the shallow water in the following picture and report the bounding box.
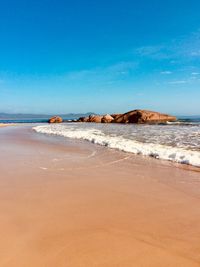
[33,122,200,167]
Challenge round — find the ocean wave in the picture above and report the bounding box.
[33,125,200,167]
[166,121,199,126]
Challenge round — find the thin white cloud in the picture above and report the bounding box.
[120,71,127,75]
[134,29,200,62]
[191,51,200,57]
[168,80,187,84]
[106,61,137,73]
[136,45,163,56]
[64,69,95,80]
[136,92,144,96]
[191,72,200,75]
[64,61,137,81]
[135,45,170,59]
[161,71,172,74]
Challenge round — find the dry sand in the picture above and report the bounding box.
[0,125,200,267]
[0,124,10,127]
[0,123,15,127]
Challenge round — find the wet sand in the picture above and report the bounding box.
[0,125,200,267]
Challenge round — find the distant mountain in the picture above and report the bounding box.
[178,115,200,119]
[0,112,94,120]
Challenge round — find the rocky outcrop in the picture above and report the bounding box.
[101,114,114,123]
[88,115,103,123]
[111,114,123,120]
[78,116,89,122]
[113,110,177,124]
[47,111,176,124]
[78,110,176,124]
[48,116,63,123]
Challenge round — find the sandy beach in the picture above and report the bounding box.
[0,123,15,127]
[0,125,200,267]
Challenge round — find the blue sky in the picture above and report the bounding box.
[0,0,200,115]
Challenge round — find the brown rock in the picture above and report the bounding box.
[111,114,123,119]
[113,110,176,124]
[88,115,103,123]
[77,116,89,122]
[110,114,123,121]
[48,116,63,123]
[101,114,114,123]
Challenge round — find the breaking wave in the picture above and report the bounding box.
[33,124,200,168]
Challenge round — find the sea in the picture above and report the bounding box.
[1,116,200,168]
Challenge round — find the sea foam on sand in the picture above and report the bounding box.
[33,124,200,167]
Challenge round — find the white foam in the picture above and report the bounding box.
[33,125,200,168]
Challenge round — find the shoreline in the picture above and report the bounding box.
[34,123,200,170]
[1,125,200,266]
